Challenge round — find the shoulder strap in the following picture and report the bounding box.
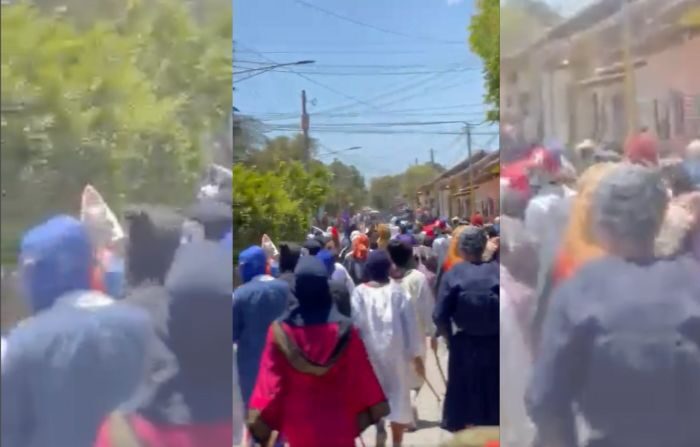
[109,413,146,447]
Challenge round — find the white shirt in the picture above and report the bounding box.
[332,262,355,295]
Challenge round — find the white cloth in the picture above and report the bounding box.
[351,283,422,424]
[392,270,435,389]
[500,286,535,447]
[1,337,7,367]
[432,235,451,267]
[232,346,244,446]
[332,262,355,295]
[524,184,576,247]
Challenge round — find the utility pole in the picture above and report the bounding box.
[621,0,638,135]
[301,90,310,164]
[430,148,435,166]
[465,123,475,217]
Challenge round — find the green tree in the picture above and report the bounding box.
[369,175,402,211]
[1,0,230,263]
[401,164,443,200]
[469,0,500,122]
[325,159,368,215]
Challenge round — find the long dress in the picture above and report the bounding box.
[434,261,499,431]
[351,282,423,424]
[248,321,388,447]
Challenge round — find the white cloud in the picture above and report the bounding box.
[446,0,463,5]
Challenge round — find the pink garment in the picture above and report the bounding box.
[93,415,232,447]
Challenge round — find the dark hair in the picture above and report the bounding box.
[387,239,413,268]
[483,224,498,239]
[661,162,695,196]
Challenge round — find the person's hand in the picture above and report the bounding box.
[429,336,438,353]
[483,236,499,261]
[414,357,426,379]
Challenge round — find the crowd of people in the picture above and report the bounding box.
[1,179,235,447]
[500,134,700,447]
[235,209,501,446]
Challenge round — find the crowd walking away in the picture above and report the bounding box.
[234,207,501,446]
[500,134,700,447]
[0,171,235,447]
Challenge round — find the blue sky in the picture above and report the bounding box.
[233,0,498,179]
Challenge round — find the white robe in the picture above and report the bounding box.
[332,262,355,295]
[392,270,435,389]
[351,283,422,424]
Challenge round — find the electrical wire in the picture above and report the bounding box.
[290,0,464,45]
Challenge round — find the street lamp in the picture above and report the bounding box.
[318,146,362,157]
[233,60,316,83]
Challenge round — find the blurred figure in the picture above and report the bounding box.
[377,223,392,250]
[2,215,153,447]
[344,233,369,285]
[527,164,700,447]
[95,240,234,447]
[387,239,435,432]
[233,246,289,407]
[351,250,424,447]
[574,139,597,172]
[624,131,659,167]
[248,256,388,447]
[317,249,352,317]
[277,242,302,289]
[433,226,499,432]
[184,198,232,242]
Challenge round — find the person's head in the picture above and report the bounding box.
[660,161,696,197]
[166,240,232,385]
[364,250,392,283]
[19,215,93,313]
[184,198,232,241]
[685,139,700,160]
[458,226,488,262]
[303,238,323,256]
[278,242,301,273]
[387,239,413,269]
[470,213,484,227]
[575,139,597,168]
[451,217,460,227]
[624,132,659,166]
[352,233,370,260]
[292,256,332,316]
[238,245,267,283]
[315,249,336,278]
[592,164,668,260]
[123,205,183,287]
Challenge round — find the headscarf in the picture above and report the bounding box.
[283,256,347,326]
[553,163,617,282]
[278,242,302,273]
[377,224,391,250]
[303,238,323,256]
[135,240,232,424]
[624,132,659,166]
[316,249,336,277]
[352,233,370,261]
[19,215,93,313]
[238,246,267,283]
[1,295,153,447]
[442,225,467,273]
[364,250,392,283]
[123,205,183,289]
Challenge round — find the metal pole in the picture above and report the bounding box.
[622,0,638,134]
[302,90,310,164]
[465,123,475,217]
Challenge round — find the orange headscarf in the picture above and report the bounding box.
[553,162,617,283]
[352,233,369,260]
[442,225,467,273]
[376,224,391,250]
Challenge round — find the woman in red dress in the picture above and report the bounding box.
[247,256,389,447]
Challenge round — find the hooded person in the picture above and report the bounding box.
[122,205,184,290]
[233,246,289,407]
[277,242,302,289]
[94,240,234,447]
[247,256,389,447]
[344,233,370,285]
[526,164,700,447]
[433,226,500,432]
[350,250,424,446]
[2,215,154,447]
[302,238,323,256]
[317,249,352,317]
[183,198,232,242]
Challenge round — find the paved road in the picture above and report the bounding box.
[358,339,452,447]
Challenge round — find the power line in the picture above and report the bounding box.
[290,0,464,45]
[254,68,478,76]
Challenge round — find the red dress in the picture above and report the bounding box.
[93,414,232,447]
[248,322,389,447]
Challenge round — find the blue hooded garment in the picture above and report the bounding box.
[19,215,92,313]
[1,295,153,447]
[233,246,289,406]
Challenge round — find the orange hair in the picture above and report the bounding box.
[352,233,369,260]
[553,163,617,282]
[377,224,391,250]
[442,225,467,273]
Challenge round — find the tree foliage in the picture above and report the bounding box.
[469,0,500,122]
[325,159,368,215]
[369,163,443,212]
[0,0,231,263]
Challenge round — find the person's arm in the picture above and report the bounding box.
[526,282,585,447]
[432,272,456,341]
